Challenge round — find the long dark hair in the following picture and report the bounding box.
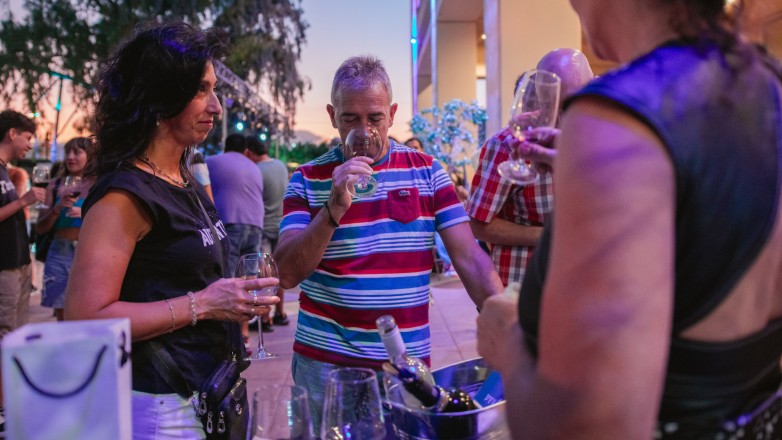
[88,21,227,178]
[666,0,741,47]
[58,137,93,179]
[667,0,782,80]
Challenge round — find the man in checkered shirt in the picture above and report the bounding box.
[468,49,594,287]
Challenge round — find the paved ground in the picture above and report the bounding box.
[28,263,481,393]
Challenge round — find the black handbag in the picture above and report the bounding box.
[146,339,249,440]
[32,229,54,262]
[197,355,249,439]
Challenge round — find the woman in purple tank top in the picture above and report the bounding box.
[477,1,782,438]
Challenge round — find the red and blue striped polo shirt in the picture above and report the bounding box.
[280,143,468,369]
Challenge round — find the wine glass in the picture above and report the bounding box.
[498,69,561,186]
[31,164,51,209]
[248,385,314,440]
[341,127,384,198]
[321,368,386,440]
[62,176,83,198]
[236,252,279,361]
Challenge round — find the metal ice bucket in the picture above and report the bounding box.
[383,357,510,440]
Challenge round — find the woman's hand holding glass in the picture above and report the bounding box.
[237,252,279,361]
[52,185,78,217]
[499,69,561,185]
[193,273,279,323]
[507,126,560,174]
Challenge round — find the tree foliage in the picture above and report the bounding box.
[274,141,329,167]
[0,0,309,136]
[410,99,487,168]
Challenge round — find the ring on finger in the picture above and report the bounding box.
[250,307,256,315]
[252,294,258,306]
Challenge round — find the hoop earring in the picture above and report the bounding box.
[156,116,161,127]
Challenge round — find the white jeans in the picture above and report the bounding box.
[132,391,205,440]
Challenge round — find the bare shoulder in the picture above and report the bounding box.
[83,188,153,241]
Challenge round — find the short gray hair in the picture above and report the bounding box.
[331,55,393,104]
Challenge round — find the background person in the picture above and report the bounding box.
[477,0,782,438]
[274,55,503,428]
[188,149,213,201]
[468,48,593,289]
[403,136,425,153]
[0,109,45,416]
[206,133,265,280]
[0,110,44,339]
[35,137,92,321]
[245,135,290,326]
[64,22,278,439]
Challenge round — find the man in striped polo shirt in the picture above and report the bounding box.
[275,55,503,426]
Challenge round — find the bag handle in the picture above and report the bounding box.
[144,341,193,399]
[143,190,245,395]
[13,345,107,399]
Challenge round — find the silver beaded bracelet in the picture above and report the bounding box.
[186,291,198,326]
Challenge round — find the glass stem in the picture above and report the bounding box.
[258,317,264,353]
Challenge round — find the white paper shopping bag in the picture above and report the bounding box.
[2,318,132,440]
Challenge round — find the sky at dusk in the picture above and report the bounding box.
[3,0,414,146]
[296,0,413,143]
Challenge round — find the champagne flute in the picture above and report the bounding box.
[341,127,384,198]
[498,69,561,186]
[31,164,51,209]
[248,385,314,440]
[237,252,279,361]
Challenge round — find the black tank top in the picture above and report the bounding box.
[84,167,236,394]
[0,165,30,270]
[519,40,782,428]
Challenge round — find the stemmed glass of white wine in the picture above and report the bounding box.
[237,252,279,361]
[498,69,561,186]
[341,127,384,198]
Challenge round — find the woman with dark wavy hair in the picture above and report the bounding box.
[478,0,782,438]
[65,22,278,439]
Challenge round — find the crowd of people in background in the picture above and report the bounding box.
[1,0,781,437]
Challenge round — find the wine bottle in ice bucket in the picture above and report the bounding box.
[376,315,436,408]
[377,315,478,412]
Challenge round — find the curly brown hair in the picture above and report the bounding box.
[88,22,227,179]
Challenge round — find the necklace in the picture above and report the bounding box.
[139,152,189,187]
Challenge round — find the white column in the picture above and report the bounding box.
[483,0,581,135]
[436,22,478,106]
